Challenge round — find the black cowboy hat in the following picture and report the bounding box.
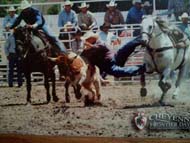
[100,23,111,31]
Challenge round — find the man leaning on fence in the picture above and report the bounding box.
[78,2,97,31]
[3,6,22,87]
[104,0,124,25]
[58,0,77,49]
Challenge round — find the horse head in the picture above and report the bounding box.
[14,26,33,58]
[141,16,155,45]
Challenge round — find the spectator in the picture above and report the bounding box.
[58,0,77,49]
[168,0,186,21]
[98,23,120,46]
[3,6,18,37]
[178,12,190,39]
[126,0,143,24]
[4,35,23,87]
[78,2,97,31]
[58,0,77,27]
[71,27,84,54]
[126,0,143,36]
[104,0,124,25]
[142,1,152,15]
[3,6,22,88]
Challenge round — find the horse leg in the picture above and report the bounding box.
[173,65,187,99]
[51,72,59,102]
[140,73,147,97]
[44,74,51,103]
[25,73,31,103]
[64,80,70,103]
[158,68,172,104]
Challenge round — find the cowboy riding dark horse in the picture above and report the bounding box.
[10,0,68,103]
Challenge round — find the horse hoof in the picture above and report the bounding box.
[140,88,147,97]
[53,96,59,102]
[159,100,166,106]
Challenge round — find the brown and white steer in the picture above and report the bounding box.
[49,52,102,105]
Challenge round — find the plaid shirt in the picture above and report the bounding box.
[104,9,124,25]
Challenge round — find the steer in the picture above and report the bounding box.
[49,52,102,105]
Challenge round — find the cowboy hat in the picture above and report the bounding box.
[81,31,98,41]
[7,6,16,12]
[19,0,32,10]
[78,2,89,9]
[133,0,142,5]
[63,0,73,7]
[179,12,190,20]
[143,1,152,7]
[100,23,111,31]
[106,0,117,7]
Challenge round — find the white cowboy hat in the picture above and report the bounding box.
[179,12,189,20]
[143,1,152,7]
[81,31,98,41]
[106,0,117,7]
[133,0,142,5]
[78,2,89,9]
[19,0,32,10]
[7,6,16,12]
[63,0,73,7]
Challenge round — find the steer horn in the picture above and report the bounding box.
[48,57,57,62]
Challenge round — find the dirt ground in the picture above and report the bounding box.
[0,80,190,138]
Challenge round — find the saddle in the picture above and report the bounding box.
[155,18,190,48]
[32,30,51,48]
[32,30,58,57]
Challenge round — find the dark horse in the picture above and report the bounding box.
[14,26,59,103]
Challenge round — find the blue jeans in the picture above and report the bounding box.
[8,54,23,87]
[102,59,143,77]
[114,36,142,66]
[42,24,67,54]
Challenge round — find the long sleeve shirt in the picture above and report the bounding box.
[98,31,117,46]
[104,9,124,25]
[58,9,77,27]
[81,42,115,68]
[3,14,18,29]
[78,11,97,28]
[126,6,144,24]
[178,23,190,39]
[10,7,45,29]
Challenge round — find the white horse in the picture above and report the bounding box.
[141,16,190,104]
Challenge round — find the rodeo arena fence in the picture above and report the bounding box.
[0,0,179,86]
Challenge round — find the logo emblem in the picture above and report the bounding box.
[133,112,147,130]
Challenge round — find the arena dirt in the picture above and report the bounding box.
[0,80,190,138]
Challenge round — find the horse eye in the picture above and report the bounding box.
[149,26,153,31]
